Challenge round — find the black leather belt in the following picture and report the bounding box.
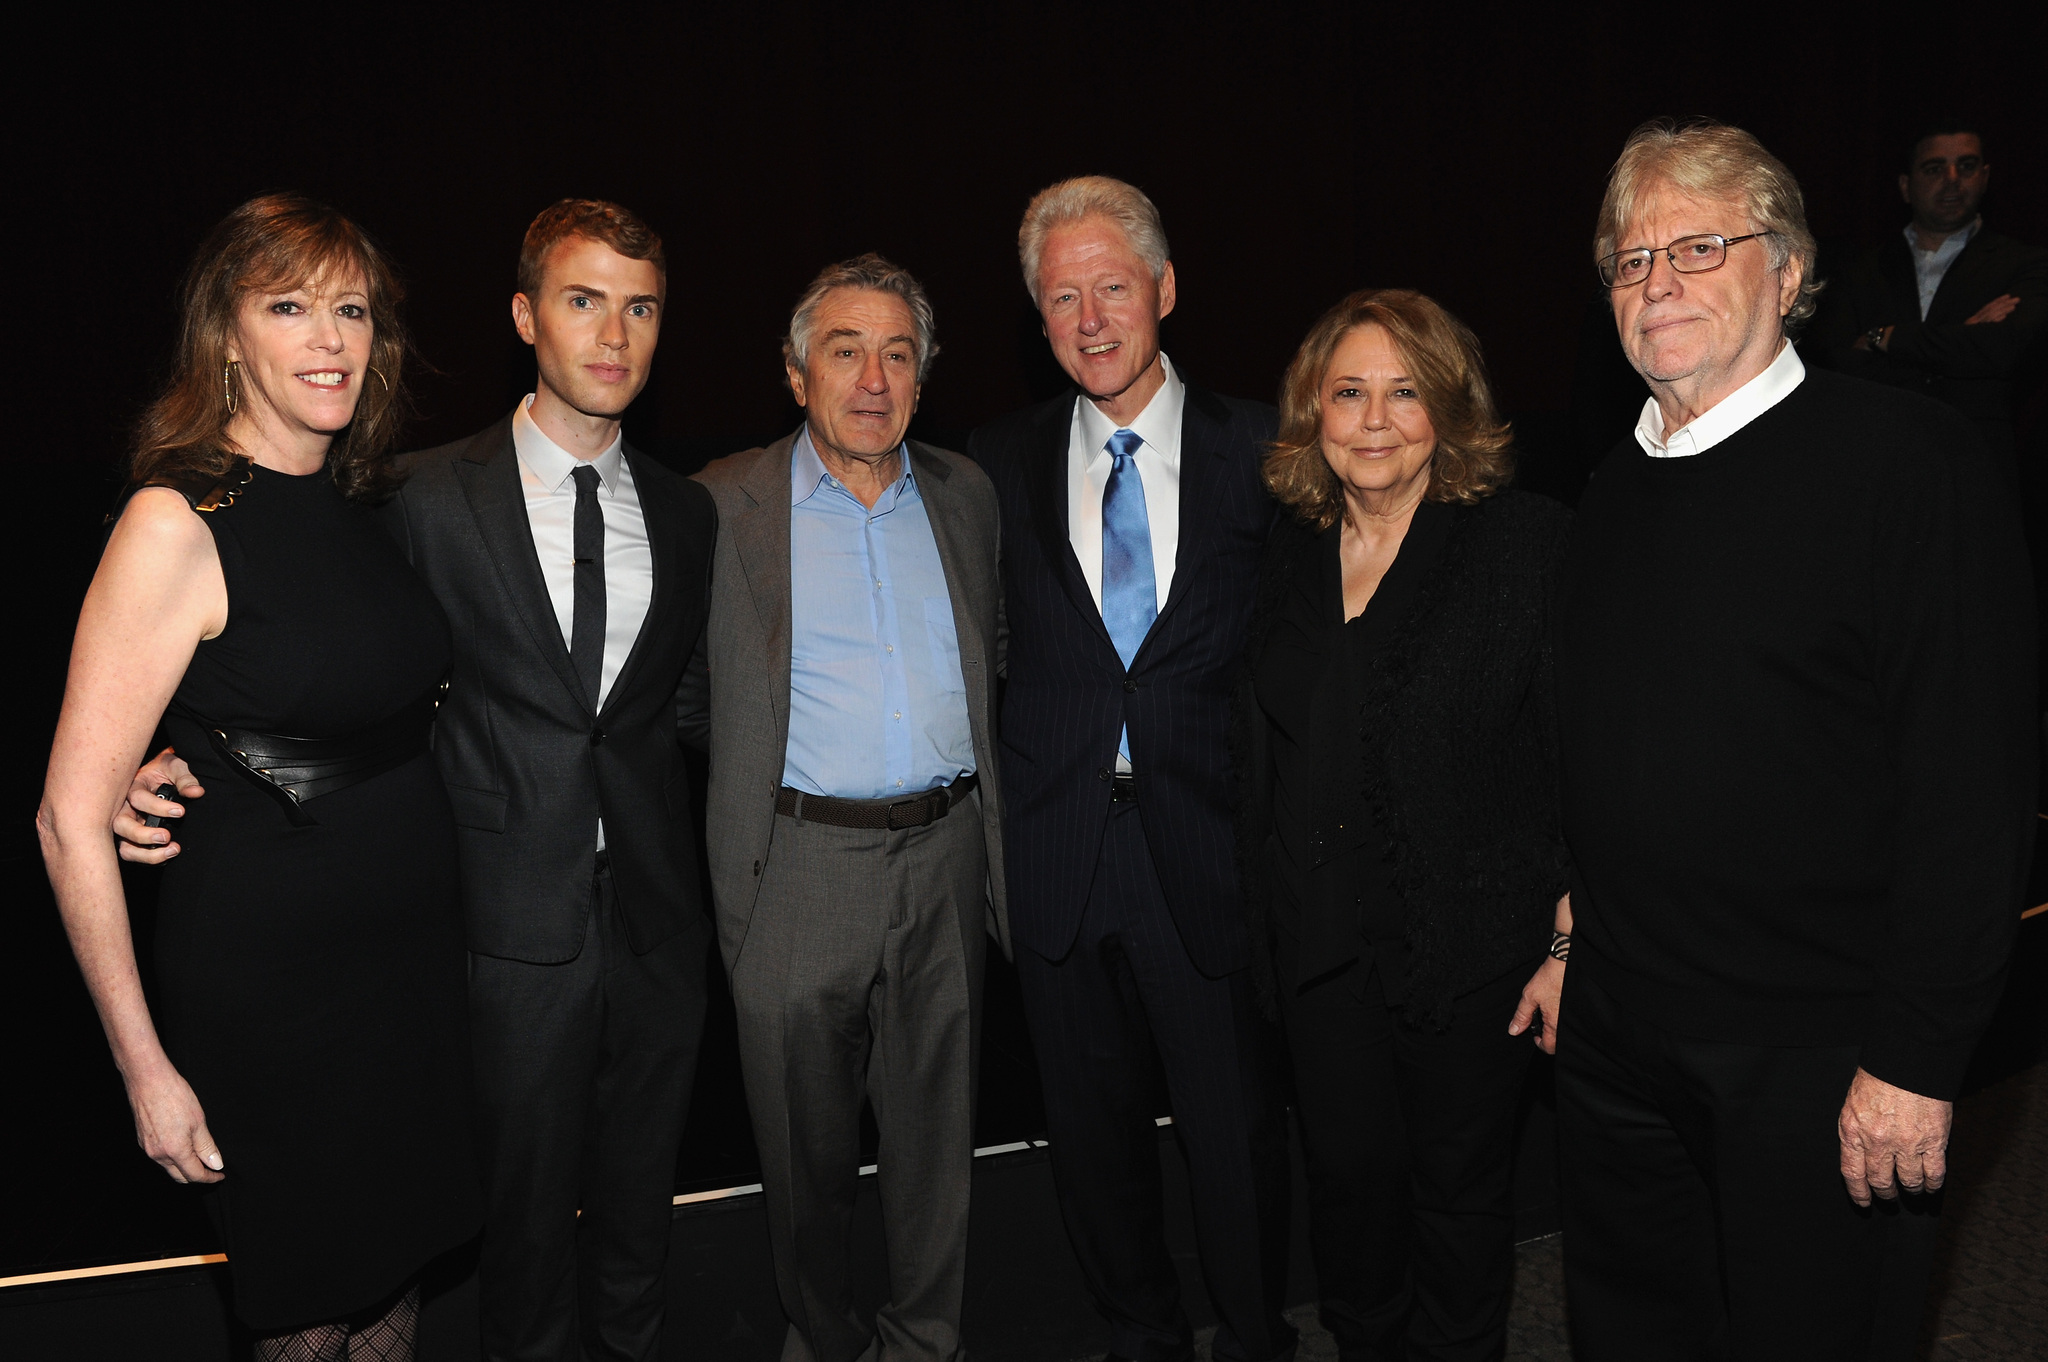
[1110,774,1139,803]
[776,774,978,831]
[202,681,446,828]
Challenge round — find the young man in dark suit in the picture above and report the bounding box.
[123,200,717,1362]
[968,177,1293,1362]
[1808,123,2048,464]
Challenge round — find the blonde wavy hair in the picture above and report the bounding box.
[1594,117,1823,329]
[1265,289,1513,531]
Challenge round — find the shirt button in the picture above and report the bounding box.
[874,580,883,590]
[894,711,903,720]
[885,644,894,654]
[895,779,905,788]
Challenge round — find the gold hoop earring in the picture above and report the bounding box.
[223,360,240,416]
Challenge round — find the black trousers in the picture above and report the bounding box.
[1015,801,1295,1362]
[468,860,710,1362]
[1279,951,1532,1362]
[1556,967,1940,1362]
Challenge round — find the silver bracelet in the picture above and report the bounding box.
[1548,931,1571,963]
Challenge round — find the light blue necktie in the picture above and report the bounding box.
[1101,428,1156,762]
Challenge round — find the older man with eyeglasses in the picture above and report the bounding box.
[1553,119,2036,1360]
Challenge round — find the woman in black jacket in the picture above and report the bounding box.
[1233,288,1572,1362]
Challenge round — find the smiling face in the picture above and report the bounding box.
[1034,215,1177,407]
[786,287,922,463]
[1611,180,1800,402]
[1318,324,1437,509]
[226,271,373,441]
[1900,132,1989,237]
[513,234,662,418]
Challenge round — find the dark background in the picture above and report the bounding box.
[8,6,2047,1282]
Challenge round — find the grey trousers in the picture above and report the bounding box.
[730,794,988,1362]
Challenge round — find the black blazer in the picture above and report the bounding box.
[1807,226,2048,433]
[386,416,717,963]
[1232,491,1574,1021]
[969,381,1276,978]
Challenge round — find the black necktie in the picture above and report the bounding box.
[570,464,606,707]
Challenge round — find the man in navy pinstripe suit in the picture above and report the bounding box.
[968,176,1294,1362]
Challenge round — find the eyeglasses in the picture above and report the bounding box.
[1597,232,1775,289]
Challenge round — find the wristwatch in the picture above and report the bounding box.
[1864,324,1889,352]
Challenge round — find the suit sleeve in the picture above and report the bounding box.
[1883,247,2048,380]
[966,428,1008,679]
[1859,411,2038,1099]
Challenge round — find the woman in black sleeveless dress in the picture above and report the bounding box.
[39,195,478,1359]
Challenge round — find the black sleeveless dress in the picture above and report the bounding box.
[149,464,480,1330]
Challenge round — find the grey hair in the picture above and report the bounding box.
[1018,176,1171,302]
[1595,118,1824,329]
[782,252,940,383]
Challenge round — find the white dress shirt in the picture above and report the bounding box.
[1069,353,1184,773]
[1908,216,1980,320]
[1068,351,1184,613]
[1633,341,1805,459]
[513,395,655,850]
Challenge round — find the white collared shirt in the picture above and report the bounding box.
[1067,351,1184,613]
[511,394,654,708]
[1907,216,1981,319]
[1634,341,1806,459]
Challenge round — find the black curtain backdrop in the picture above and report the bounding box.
[8,5,2046,1278]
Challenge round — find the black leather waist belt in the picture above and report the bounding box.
[776,774,978,831]
[203,681,446,828]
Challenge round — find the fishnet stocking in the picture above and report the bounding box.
[254,1285,420,1362]
[345,1286,419,1361]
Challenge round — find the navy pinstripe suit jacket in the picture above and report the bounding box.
[969,381,1278,978]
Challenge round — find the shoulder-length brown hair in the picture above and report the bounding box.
[1265,288,1513,531]
[130,193,414,503]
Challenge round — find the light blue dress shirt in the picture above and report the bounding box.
[783,428,975,800]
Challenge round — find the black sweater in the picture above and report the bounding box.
[1558,368,2037,1100]
[1234,489,1575,1023]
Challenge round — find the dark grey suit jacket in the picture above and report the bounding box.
[692,430,1009,972]
[389,415,718,963]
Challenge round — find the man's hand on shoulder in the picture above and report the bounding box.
[114,749,204,863]
[1837,1067,1952,1208]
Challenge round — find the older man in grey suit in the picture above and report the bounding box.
[693,253,1006,1362]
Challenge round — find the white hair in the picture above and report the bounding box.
[1017,176,1171,302]
[782,252,940,383]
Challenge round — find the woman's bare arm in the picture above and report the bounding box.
[36,488,228,1183]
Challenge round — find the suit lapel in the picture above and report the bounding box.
[1927,232,2001,325]
[912,442,986,668]
[1879,237,1920,319]
[1022,393,1116,654]
[1154,382,1233,629]
[600,442,673,716]
[729,432,797,740]
[455,417,591,715]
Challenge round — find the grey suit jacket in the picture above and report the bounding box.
[692,429,1010,971]
[390,416,718,963]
